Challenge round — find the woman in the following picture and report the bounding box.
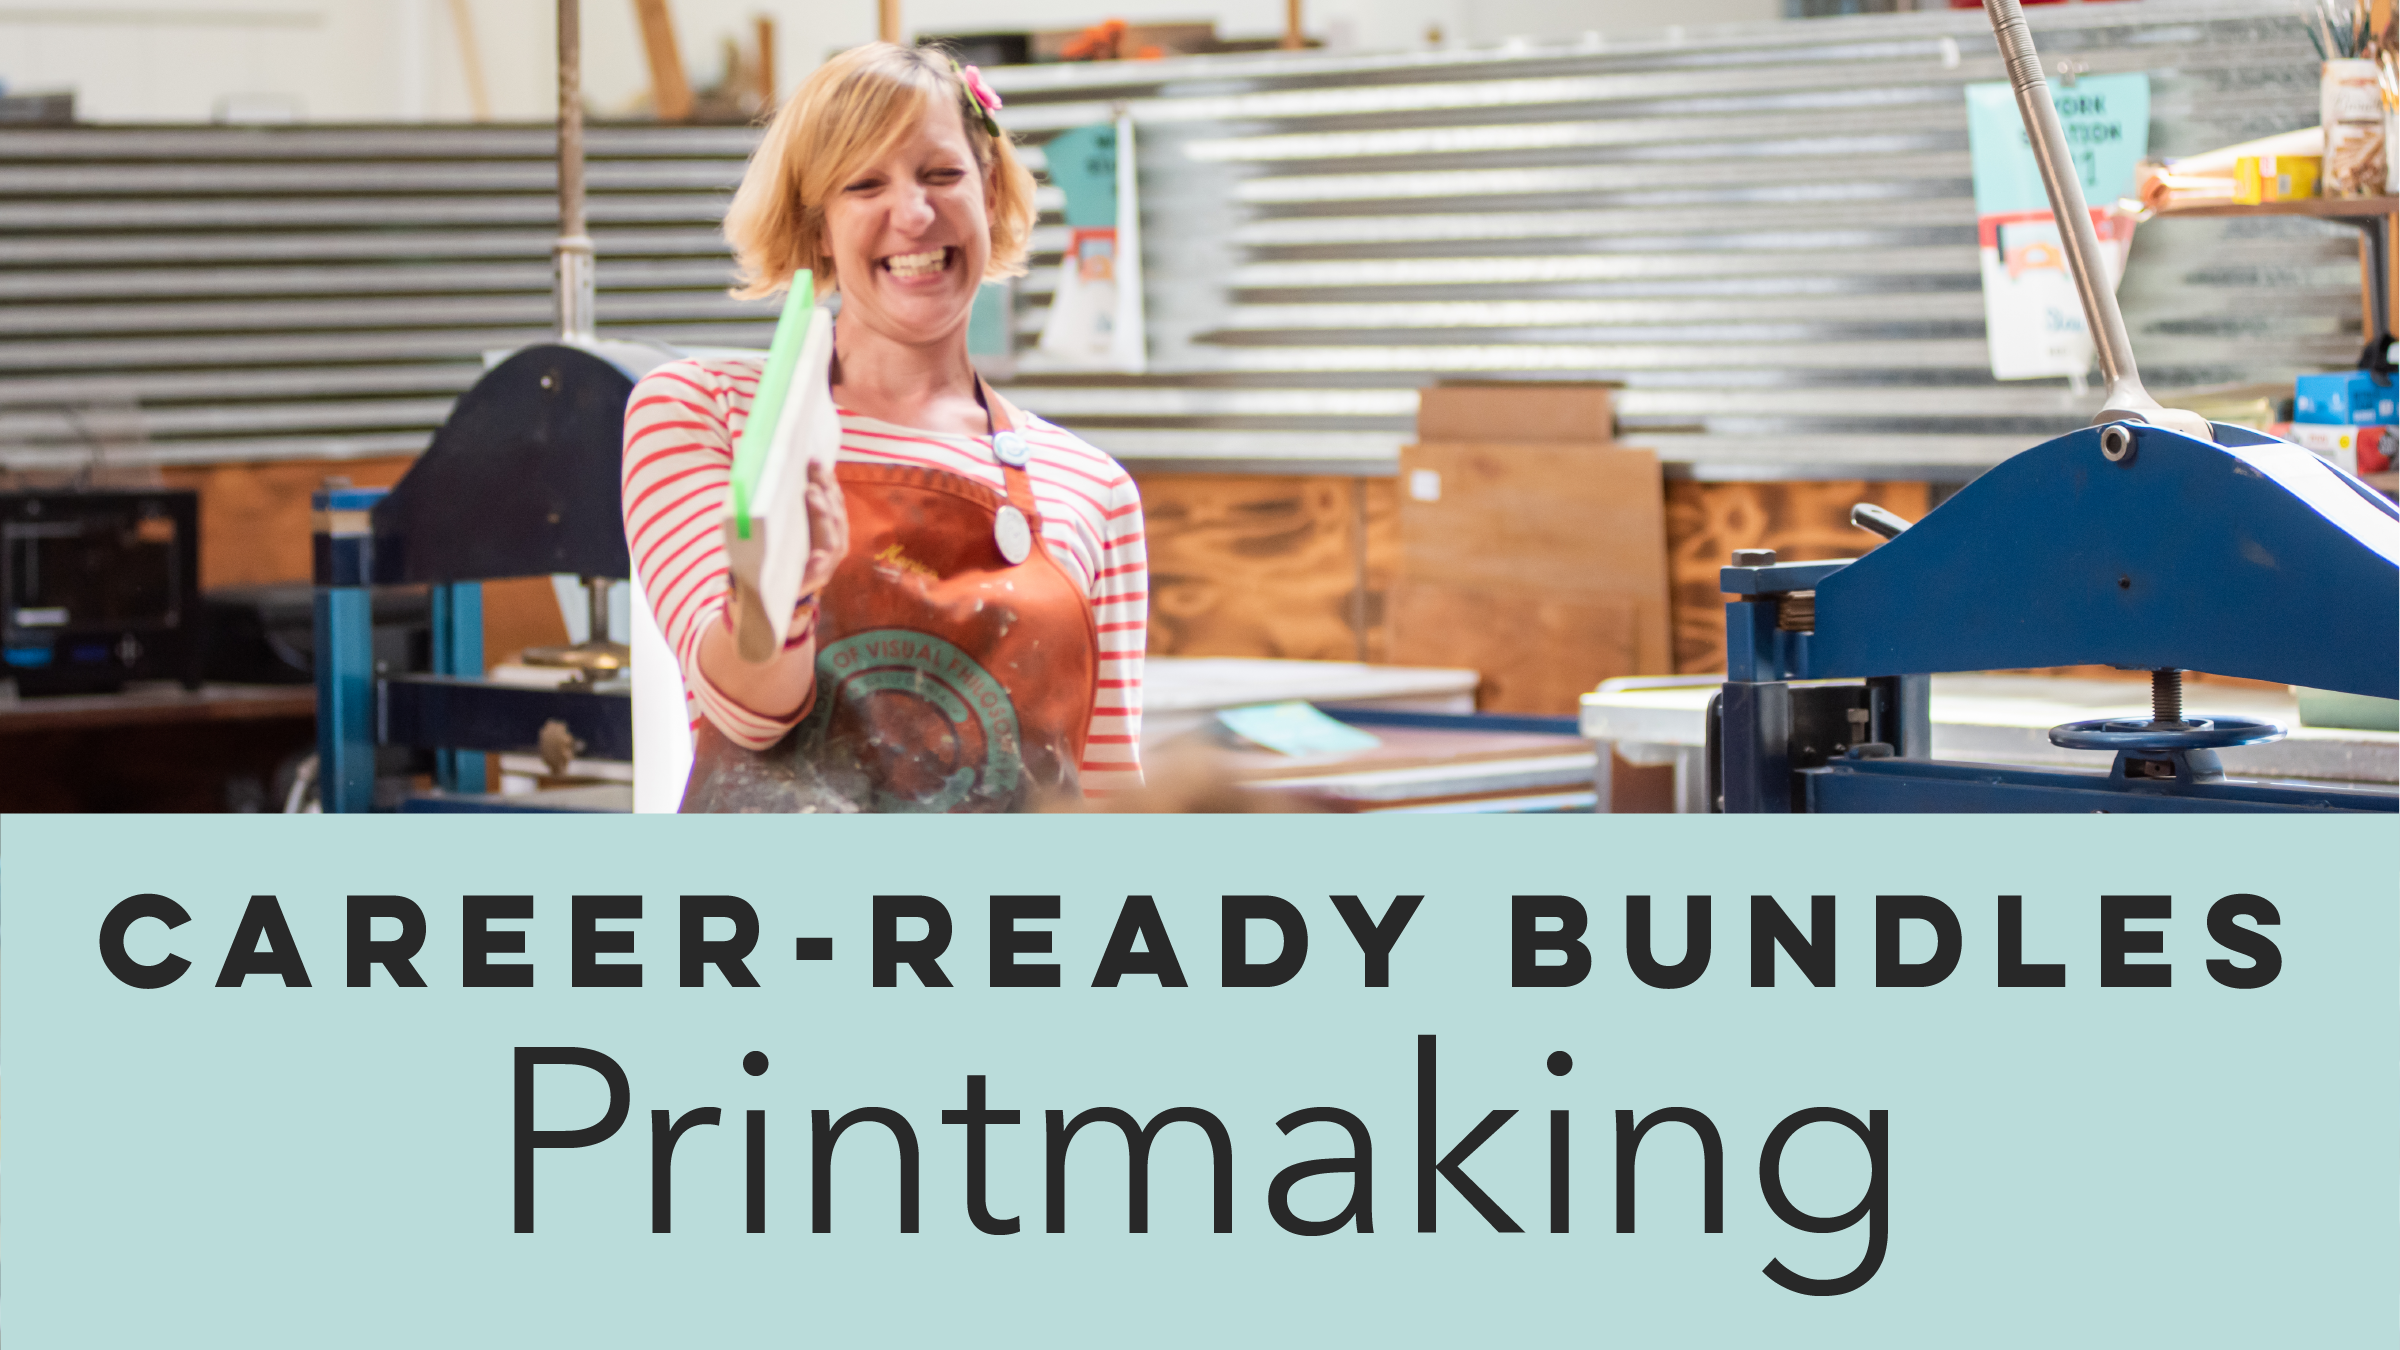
[622,44,1146,812]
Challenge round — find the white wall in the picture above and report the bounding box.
[1453,0,1783,45]
[0,0,1785,124]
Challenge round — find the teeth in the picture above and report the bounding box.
[884,247,947,276]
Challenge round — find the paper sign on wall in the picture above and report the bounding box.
[1965,73,2150,381]
[1036,116,1147,373]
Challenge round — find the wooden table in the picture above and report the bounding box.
[0,681,317,811]
[1134,657,1598,812]
[1140,657,1477,746]
[0,681,313,732]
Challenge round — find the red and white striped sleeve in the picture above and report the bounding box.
[1076,449,1147,795]
[620,357,801,751]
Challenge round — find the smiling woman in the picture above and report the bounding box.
[621,44,1148,813]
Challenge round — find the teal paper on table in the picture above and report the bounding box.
[3,814,2393,1346]
[1219,700,1384,755]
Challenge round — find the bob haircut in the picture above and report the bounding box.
[724,43,1036,301]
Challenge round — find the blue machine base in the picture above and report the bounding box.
[1805,756,2397,813]
[397,792,621,814]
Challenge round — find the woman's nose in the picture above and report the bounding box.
[893,181,937,232]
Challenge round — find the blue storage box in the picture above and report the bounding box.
[2293,370,2396,425]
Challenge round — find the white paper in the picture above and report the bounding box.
[721,305,840,653]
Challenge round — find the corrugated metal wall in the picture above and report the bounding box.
[0,124,767,471]
[0,0,2352,480]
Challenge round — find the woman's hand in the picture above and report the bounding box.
[698,457,850,722]
[789,457,849,635]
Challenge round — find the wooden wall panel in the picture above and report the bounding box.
[1135,471,1944,701]
[1665,479,1931,674]
[479,577,574,666]
[158,455,415,590]
[148,458,2083,692]
[153,455,568,668]
[1131,471,1397,661]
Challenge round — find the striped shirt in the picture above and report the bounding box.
[621,355,1146,795]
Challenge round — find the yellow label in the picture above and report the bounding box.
[872,542,941,583]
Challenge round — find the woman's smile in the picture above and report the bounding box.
[880,245,955,282]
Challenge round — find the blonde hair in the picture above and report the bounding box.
[725,43,1035,301]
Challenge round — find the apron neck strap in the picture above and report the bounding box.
[976,376,1024,437]
[973,376,1040,519]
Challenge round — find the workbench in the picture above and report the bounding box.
[1582,674,2400,814]
[1140,658,1476,746]
[0,680,316,811]
[1140,658,1596,813]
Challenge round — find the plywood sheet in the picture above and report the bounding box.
[1664,479,1931,674]
[1389,441,1672,712]
[481,576,572,666]
[1132,471,1396,662]
[1391,581,1641,713]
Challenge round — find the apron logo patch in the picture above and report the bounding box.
[815,627,1023,811]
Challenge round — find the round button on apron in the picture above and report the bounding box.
[992,504,1033,565]
[992,430,1030,468]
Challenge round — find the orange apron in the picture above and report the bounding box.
[679,390,1099,813]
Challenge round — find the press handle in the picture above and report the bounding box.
[1982,0,2212,439]
[1851,502,1913,540]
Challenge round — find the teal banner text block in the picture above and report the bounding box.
[3,814,2393,1345]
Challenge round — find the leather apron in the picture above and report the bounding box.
[679,392,1099,813]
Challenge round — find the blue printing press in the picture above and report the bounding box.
[312,344,641,812]
[1710,421,2399,813]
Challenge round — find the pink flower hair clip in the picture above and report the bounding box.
[953,60,1002,138]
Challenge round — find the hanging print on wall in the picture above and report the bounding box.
[1035,115,1147,373]
[1965,72,2150,381]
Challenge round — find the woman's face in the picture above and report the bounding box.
[823,93,990,348]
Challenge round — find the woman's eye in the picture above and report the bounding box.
[844,177,882,193]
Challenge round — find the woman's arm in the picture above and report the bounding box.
[622,362,845,746]
[1080,474,1148,792]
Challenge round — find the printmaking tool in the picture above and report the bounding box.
[310,0,656,811]
[720,271,841,662]
[1708,0,2399,813]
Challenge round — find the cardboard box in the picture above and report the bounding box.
[2232,153,2321,203]
[2282,421,2393,474]
[1416,382,1618,445]
[2293,370,2395,426]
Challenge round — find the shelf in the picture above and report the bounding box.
[2154,197,2398,349]
[2152,196,2396,220]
